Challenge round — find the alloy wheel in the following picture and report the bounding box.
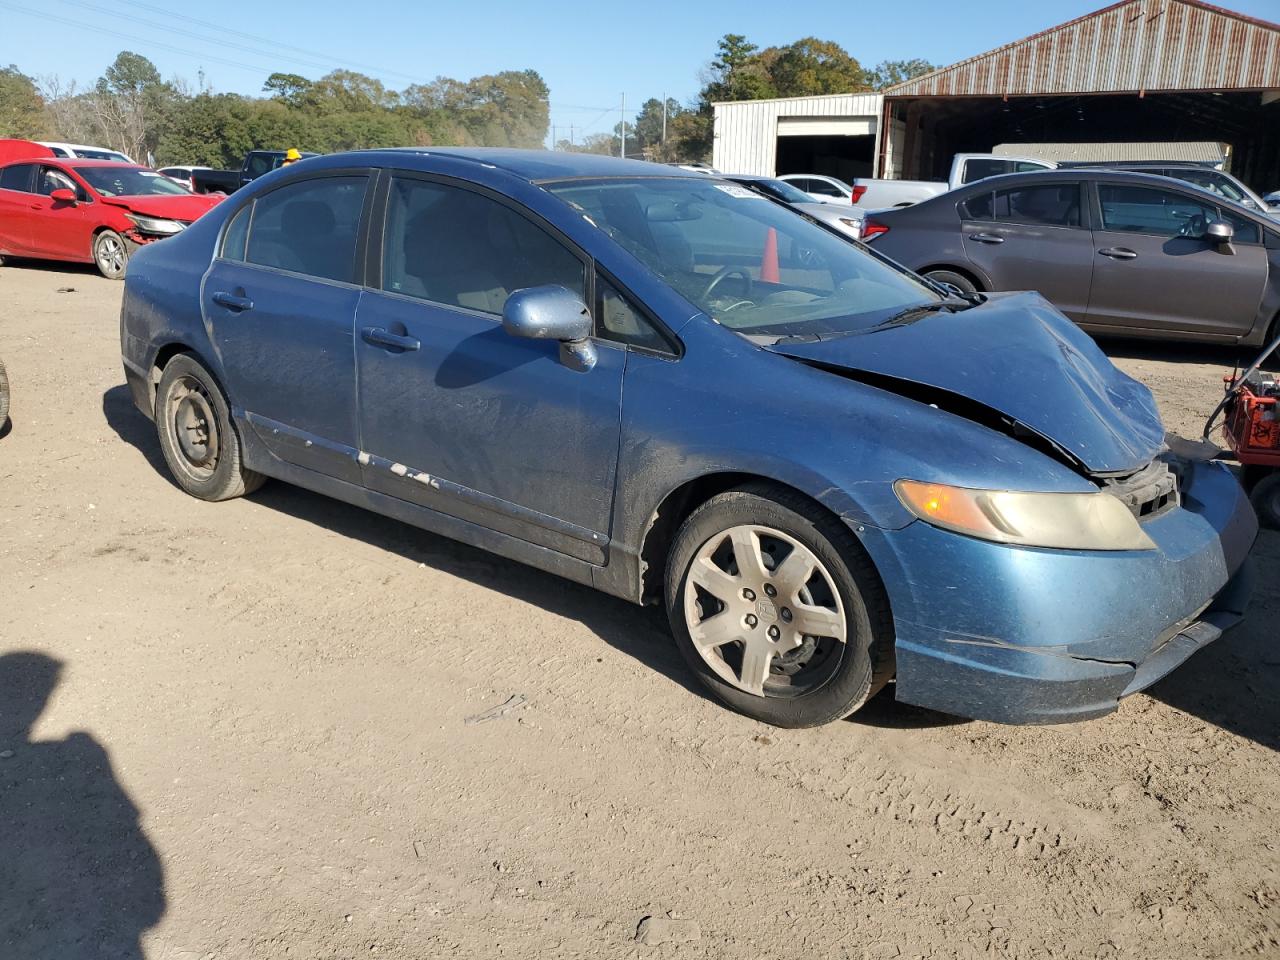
[95,233,127,278]
[682,524,846,697]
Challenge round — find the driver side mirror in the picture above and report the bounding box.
[501,284,597,372]
[1206,219,1234,254]
[49,188,77,204]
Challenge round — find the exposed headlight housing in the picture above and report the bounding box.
[894,479,1156,551]
[125,213,187,235]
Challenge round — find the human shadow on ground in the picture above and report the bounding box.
[102,384,957,729]
[0,651,165,958]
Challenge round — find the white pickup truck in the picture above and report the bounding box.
[852,154,1055,208]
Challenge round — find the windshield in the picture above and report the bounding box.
[77,166,191,197]
[75,149,129,161]
[1172,170,1247,204]
[547,177,939,339]
[752,178,815,205]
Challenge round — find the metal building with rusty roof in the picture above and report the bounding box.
[712,0,1280,190]
[880,0,1280,187]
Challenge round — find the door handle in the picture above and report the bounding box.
[968,232,1005,244]
[361,326,421,352]
[212,291,254,311]
[1098,247,1138,260]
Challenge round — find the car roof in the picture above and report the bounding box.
[59,159,146,169]
[342,147,702,183]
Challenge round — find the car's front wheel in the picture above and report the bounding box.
[665,484,894,727]
[154,354,265,501]
[93,230,129,279]
[923,269,979,296]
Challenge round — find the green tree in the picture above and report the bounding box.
[633,97,682,150]
[262,72,313,108]
[868,58,937,90]
[0,65,46,138]
[765,38,871,96]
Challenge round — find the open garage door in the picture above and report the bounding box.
[775,117,875,182]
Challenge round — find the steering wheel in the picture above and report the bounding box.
[701,266,753,300]
[1179,213,1207,238]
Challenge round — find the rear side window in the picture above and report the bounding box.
[992,184,1081,227]
[959,191,993,220]
[221,204,251,260]
[960,158,1013,184]
[807,179,846,197]
[381,177,585,315]
[244,176,367,283]
[0,163,36,192]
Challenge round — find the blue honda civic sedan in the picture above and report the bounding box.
[119,148,1257,727]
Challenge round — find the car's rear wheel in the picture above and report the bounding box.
[93,230,129,279]
[665,484,894,727]
[1250,472,1280,529]
[154,354,265,501]
[923,269,979,296]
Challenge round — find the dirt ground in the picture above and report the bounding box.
[0,260,1277,960]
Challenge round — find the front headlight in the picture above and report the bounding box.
[894,479,1155,551]
[125,213,187,235]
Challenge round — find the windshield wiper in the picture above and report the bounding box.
[874,298,972,329]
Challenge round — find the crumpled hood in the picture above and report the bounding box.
[766,291,1166,475]
[101,193,223,223]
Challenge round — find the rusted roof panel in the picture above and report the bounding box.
[885,0,1280,97]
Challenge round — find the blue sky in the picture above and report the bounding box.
[4,0,1280,144]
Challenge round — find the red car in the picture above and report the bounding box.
[0,140,223,279]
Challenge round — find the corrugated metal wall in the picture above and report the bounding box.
[712,94,882,175]
[886,0,1280,97]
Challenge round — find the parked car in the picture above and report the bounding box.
[0,143,225,278]
[1265,189,1280,208]
[37,141,135,163]
[849,154,1057,209]
[777,174,858,205]
[722,174,865,240]
[120,148,1255,728]
[862,169,1280,347]
[158,165,213,191]
[1061,162,1280,218]
[191,150,319,195]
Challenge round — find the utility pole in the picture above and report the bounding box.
[662,91,667,144]
[569,124,575,148]
[620,93,626,159]
[552,125,558,150]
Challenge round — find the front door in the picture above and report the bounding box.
[959,181,1094,319]
[1087,183,1268,339]
[202,173,372,484]
[27,165,99,261]
[354,174,625,563]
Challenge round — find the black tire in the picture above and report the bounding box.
[923,269,979,296]
[1250,472,1280,529]
[93,229,129,280]
[154,354,265,501]
[664,483,895,728]
[0,357,9,427]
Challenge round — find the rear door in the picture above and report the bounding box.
[27,165,99,261]
[353,173,625,563]
[0,163,39,254]
[958,181,1094,319]
[1086,182,1268,338]
[202,171,373,484]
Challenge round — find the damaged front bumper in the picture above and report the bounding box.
[859,458,1259,724]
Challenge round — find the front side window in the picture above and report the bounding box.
[382,177,585,315]
[547,177,939,341]
[0,163,36,193]
[1099,185,1217,238]
[76,166,190,197]
[597,275,671,352]
[38,166,83,199]
[245,176,367,283]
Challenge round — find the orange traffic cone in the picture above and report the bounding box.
[760,227,780,284]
